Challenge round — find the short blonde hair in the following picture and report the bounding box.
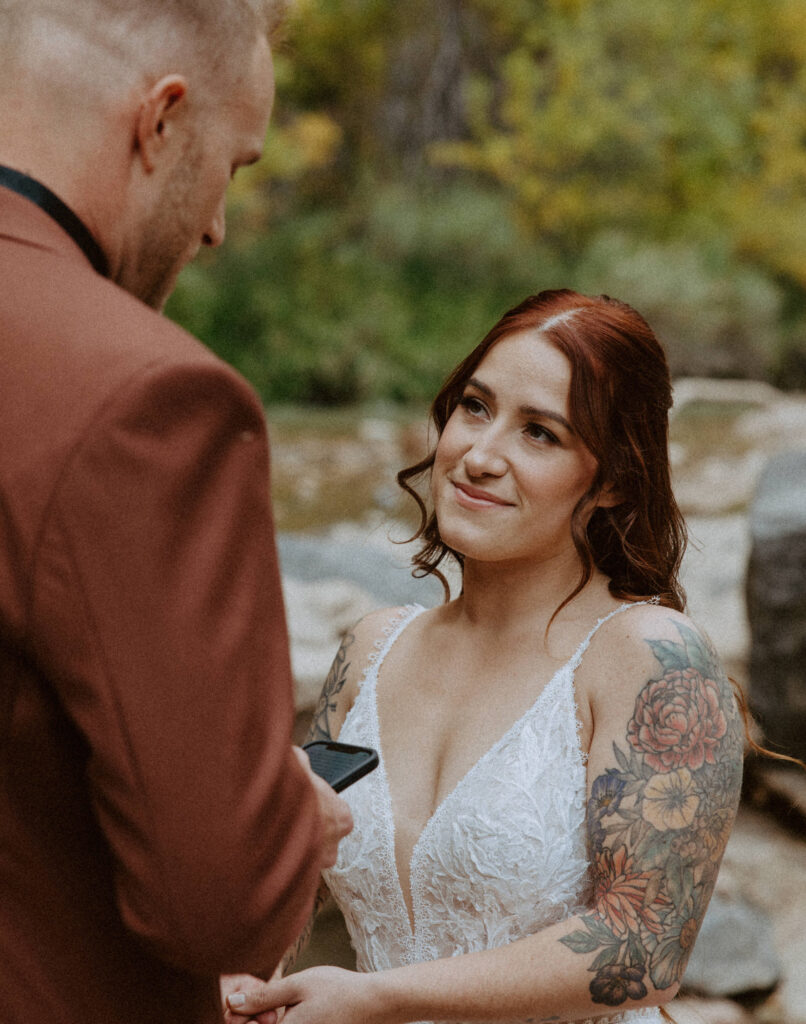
[140,0,289,46]
[0,0,288,101]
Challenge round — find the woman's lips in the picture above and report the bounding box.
[451,480,513,509]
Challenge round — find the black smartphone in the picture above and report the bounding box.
[302,740,379,793]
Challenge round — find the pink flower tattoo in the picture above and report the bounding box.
[627,667,728,773]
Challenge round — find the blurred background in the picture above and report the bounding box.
[168,2,806,1021]
[168,0,806,406]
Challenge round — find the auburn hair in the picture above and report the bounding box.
[398,289,687,612]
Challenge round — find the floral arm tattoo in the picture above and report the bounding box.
[306,631,355,743]
[560,622,744,1007]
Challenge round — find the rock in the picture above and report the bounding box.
[673,450,770,516]
[715,806,806,1024]
[670,378,782,417]
[735,400,806,449]
[278,526,449,712]
[278,529,446,609]
[680,515,749,669]
[282,577,377,712]
[743,764,806,838]
[745,450,806,763]
[682,892,782,998]
[669,380,806,518]
[671,997,755,1024]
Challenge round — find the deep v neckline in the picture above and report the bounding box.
[348,599,652,942]
[370,609,576,937]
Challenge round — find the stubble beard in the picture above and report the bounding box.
[129,134,207,311]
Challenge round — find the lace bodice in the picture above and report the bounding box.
[323,603,662,1024]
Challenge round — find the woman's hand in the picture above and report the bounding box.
[221,971,285,1024]
[225,966,378,1024]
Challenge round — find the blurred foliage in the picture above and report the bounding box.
[166,0,806,403]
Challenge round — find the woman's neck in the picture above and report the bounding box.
[453,551,615,640]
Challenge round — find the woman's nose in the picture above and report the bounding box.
[462,430,508,477]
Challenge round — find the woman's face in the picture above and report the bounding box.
[432,329,609,569]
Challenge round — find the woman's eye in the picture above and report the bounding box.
[460,395,486,416]
[525,422,559,444]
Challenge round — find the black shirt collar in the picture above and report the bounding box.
[0,164,109,277]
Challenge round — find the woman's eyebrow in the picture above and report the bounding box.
[519,403,575,434]
[465,377,575,434]
[465,377,493,397]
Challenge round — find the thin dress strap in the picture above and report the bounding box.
[357,603,426,696]
[567,597,660,674]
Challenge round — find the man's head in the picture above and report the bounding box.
[0,0,286,308]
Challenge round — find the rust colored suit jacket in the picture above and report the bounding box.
[0,186,322,1022]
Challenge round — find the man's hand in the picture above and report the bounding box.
[292,746,353,869]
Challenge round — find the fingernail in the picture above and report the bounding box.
[228,992,246,1008]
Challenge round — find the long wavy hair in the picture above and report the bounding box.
[398,289,687,612]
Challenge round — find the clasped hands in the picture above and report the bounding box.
[220,747,358,1023]
[221,965,370,1024]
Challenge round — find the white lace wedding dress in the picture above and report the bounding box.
[323,603,663,1024]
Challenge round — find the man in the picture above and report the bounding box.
[0,2,352,1021]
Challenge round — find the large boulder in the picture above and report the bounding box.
[283,577,377,713]
[745,450,806,764]
[682,892,781,998]
[277,530,445,609]
[278,529,446,714]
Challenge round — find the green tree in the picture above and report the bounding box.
[167,0,806,400]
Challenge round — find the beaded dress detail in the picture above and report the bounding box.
[323,603,662,1024]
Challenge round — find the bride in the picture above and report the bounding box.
[226,290,745,1024]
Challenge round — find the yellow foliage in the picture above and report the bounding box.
[262,113,344,181]
[420,0,806,285]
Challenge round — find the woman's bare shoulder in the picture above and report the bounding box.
[351,604,415,642]
[579,601,733,726]
[590,601,707,664]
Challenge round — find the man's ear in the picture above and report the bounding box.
[134,75,189,174]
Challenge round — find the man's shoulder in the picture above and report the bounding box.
[0,233,240,397]
[84,274,220,379]
[0,238,262,494]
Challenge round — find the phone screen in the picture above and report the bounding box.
[302,741,379,792]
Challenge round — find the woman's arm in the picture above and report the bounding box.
[305,629,359,744]
[278,616,379,973]
[252,627,360,998]
[306,605,409,744]
[561,610,744,1009]
[277,878,332,977]
[226,610,405,1017]
[227,611,744,1024]
[222,623,372,1022]
[278,609,407,962]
